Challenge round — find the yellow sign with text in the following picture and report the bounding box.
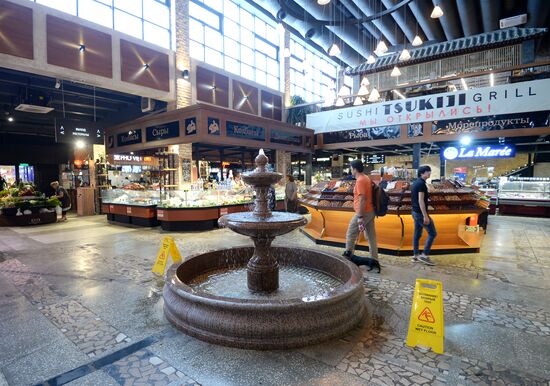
[406,279,444,354]
[151,236,183,276]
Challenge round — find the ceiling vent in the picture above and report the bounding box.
[15,104,54,114]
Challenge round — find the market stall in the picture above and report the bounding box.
[101,186,160,227]
[300,178,487,255]
[0,185,60,226]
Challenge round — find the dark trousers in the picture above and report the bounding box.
[412,211,437,256]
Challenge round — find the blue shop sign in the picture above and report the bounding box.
[146,121,180,142]
[270,130,302,146]
[226,121,265,141]
[117,129,142,146]
[442,145,516,160]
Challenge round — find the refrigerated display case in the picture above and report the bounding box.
[498,178,550,217]
[101,189,161,226]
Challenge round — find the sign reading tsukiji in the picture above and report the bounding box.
[307,79,550,134]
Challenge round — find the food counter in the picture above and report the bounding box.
[101,189,160,227]
[101,187,285,230]
[498,178,550,217]
[0,185,60,226]
[300,179,487,255]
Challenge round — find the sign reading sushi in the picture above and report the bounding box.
[307,78,550,134]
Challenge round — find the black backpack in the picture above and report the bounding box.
[372,181,389,217]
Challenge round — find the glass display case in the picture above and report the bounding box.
[498,181,550,201]
[498,178,550,217]
[101,189,161,206]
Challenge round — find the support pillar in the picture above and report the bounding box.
[305,153,313,185]
[412,143,421,170]
[276,150,291,176]
[440,158,446,179]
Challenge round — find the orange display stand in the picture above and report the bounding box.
[300,203,485,255]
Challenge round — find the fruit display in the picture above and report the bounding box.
[0,184,59,217]
[300,177,485,213]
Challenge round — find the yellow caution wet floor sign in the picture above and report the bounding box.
[151,236,183,276]
[406,279,444,354]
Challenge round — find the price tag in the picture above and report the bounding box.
[220,207,229,215]
[157,210,164,218]
[126,207,132,214]
[109,205,114,210]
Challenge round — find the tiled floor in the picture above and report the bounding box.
[0,214,549,385]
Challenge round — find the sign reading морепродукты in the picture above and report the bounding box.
[307,78,549,134]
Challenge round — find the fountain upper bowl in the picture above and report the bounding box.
[218,212,307,237]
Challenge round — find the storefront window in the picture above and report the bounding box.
[289,37,338,103]
[189,0,280,91]
[29,0,172,50]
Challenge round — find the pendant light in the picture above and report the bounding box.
[431,5,444,18]
[366,55,376,64]
[353,96,363,106]
[337,85,350,96]
[357,85,369,96]
[317,0,331,4]
[367,88,380,102]
[328,43,341,57]
[390,66,402,77]
[375,41,388,55]
[360,76,370,86]
[335,97,346,107]
[399,49,411,61]
[412,35,423,46]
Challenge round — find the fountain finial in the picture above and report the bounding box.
[255,148,268,172]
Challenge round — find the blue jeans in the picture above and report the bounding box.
[412,211,437,256]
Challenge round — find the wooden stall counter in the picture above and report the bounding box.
[103,203,159,227]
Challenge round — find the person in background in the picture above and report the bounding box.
[0,174,6,190]
[411,165,437,265]
[122,177,131,187]
[285,174,298,213]
[268,186,276,212]
[342,160,378,264]
[50,181,71,222]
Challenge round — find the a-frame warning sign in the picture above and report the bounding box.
[418,307,436,323]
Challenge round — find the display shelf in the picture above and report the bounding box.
[497,179,550,217]
[300,178,486,255]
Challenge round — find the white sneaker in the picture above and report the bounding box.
[417,254,435,266]
[412,255,419,262]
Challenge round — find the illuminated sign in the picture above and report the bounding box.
[442,145,515,160]
[113,154,143,162]
[365,154,385,164]
[56,120,104,144]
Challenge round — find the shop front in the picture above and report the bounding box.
[103,103,314,228]
[304,78,550,253]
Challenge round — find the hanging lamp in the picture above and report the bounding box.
[357,85,369,96]
[366,55,376,64]
[335,97,346,107]
[337,85,350,96]
[431,5,443,18]
[368,88,380,102]
[412,35,423,46]
[399,49,411,61]
[360,76,370,86]
[328,43,341,56]
[375,41,388,55]
[317,0,331,4]
[390,66,401,77]
[353,96,363,106]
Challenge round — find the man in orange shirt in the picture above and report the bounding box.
[342,159,379,263]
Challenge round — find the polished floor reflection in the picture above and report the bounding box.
[0,214,549,385]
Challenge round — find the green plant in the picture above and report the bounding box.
[0,197,16,208]
[286,95,316,127]
[46,197,61,208]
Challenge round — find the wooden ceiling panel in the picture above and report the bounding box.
[196,66,229,108]
[260,90,282,121]
[233,80,258,116]
[0,0,33,59]
[47,15,112,78]
[120,39,169,92]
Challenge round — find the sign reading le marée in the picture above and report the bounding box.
[307,78,550,134]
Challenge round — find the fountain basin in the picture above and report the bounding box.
[163,246,366,349]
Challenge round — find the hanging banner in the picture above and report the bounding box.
[55,120,104,145]
[307,78,550,133]
[323,125,400,144]
[432,110,550,135]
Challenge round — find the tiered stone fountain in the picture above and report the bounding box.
[163,150,365,349]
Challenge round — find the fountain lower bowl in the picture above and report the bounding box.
[163,246,366,350]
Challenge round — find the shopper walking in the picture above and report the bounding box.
[342,159,378,265]
[50,181,71,222]
[285,174,298,213]
[411,166,437,265]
